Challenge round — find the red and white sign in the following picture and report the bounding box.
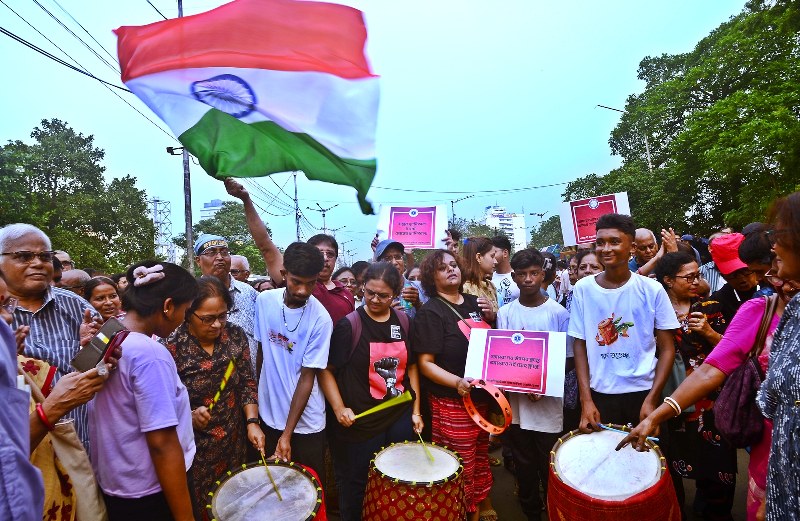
[559,192,631,246]
[465,329,567,396]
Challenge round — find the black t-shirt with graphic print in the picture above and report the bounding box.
[328,306,414,442]
[412,293,483,399]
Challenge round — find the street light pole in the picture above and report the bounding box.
[449,194,474,228]
[307,203,339,235]
[597,104,653,174]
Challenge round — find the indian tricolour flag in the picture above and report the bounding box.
[115,0,378,213]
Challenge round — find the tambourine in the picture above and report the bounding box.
[462,379,512,435]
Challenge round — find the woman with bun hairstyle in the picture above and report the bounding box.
[89,261,200,521]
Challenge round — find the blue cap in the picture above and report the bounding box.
[375,239,404,260]
[193,234,228,255]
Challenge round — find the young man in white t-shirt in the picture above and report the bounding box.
[569,214,679,432]
[254,242,333,481]
[491,235,520,307]
[497,248,573,519]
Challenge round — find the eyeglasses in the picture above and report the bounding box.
[317,250,337,259]
[1,296,18,314]
[60,260,74,267]
[199,248,231,258]
[725,269,754,281]
[764,270,784,287]
[229,269,250,276]
[192,311,230,325]
[673,273,703,284]
[765,228,790,246]
[381,254,404,262]
[1,251,57,263]
[337,278,357,286]
[364,287,393,302]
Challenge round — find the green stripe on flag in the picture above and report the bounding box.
[179,109,376,213]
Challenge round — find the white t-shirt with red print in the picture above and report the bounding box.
[568,273,679,394]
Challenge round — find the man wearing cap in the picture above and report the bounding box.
[194,233,260,376]
[374,239,426,317]
[708,232,761,324]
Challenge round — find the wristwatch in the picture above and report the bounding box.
[246,417,260,425]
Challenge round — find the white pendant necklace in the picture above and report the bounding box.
[282,293,308,332]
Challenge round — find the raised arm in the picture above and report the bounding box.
[224,178,284,285]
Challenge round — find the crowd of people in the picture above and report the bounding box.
[1,180,799,521]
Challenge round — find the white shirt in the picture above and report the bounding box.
[558,269,571,301]
[228,274,259,377]
[492,271,520,307]
[568,273,679,394]
[497,298,572,433]
[254,289,333,434]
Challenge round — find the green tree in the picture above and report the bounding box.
[528,215,564,249]
[0,119,156,273]
[173,201,274,275]
[568,1,800,235]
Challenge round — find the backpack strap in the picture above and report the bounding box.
[751,294,779,358]
[345,307,410,363]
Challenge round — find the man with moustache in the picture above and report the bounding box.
[306,234,354,325]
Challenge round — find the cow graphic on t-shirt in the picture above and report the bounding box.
[595,313,634,346]
[373,357,402,399]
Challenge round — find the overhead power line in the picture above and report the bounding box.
[0,25,127,92]
[370,180,570,195]
[30,0,119,74]
[47,0,119,68]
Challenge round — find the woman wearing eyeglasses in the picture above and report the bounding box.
[319,261,422,521]
[165,276,264,521]
[620,250,799,521]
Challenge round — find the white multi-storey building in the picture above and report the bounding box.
[483,206,527,252]
[200,199,224,220]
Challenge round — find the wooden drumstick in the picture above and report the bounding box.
[260,450,283,501]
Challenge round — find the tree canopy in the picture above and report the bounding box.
[564,0,800,236]
[528,215,564,250]
[0,119,155,273]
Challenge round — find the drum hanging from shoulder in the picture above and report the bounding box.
[362,441,465,521]
[207,461,325,521]
[548,426,680,521]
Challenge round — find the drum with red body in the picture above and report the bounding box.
[548,426,680,521]
[362,441,464,521]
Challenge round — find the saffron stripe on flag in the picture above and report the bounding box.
[116,0,374,82]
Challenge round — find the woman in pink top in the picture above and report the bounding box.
[618,258,799,521]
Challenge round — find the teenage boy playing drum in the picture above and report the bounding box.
[569,214,679,432]
[253,242,333,482]
[497,249,573,520]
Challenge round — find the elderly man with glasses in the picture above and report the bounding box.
[0,223,100,449]
[194,234,259,377]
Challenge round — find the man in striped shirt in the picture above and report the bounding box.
[0,223,98,449]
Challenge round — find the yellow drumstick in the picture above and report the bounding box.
[416,430,434,463]
[208,359,236,412]
[259,450,283,501]
[353,391,412,420]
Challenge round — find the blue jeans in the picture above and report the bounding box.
[330,408,415,521]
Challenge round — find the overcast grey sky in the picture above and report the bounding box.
[0,0,745,264]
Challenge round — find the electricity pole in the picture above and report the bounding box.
[597,104,653,174]
[307,203,339,235]
[449,194,474,228]
[294,172,301,242]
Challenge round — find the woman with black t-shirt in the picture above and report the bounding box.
[319,262,423,521]
[412,249,496,521]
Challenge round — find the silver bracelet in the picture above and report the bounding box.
[663,396,682,416]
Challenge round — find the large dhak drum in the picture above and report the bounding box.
[548,427,680,521]
[207,461,325,521]
[362,441,465,521]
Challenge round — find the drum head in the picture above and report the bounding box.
[210,463,320,521]
[374,443,460,484]
[553,430,661,501]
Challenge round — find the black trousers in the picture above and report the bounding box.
[507,424,560,521]
[263,424,327,489]
[589,389,650,427]
[104,491,173,521]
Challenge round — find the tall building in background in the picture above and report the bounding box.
[200,199,224,220]
[483,206,527,252]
